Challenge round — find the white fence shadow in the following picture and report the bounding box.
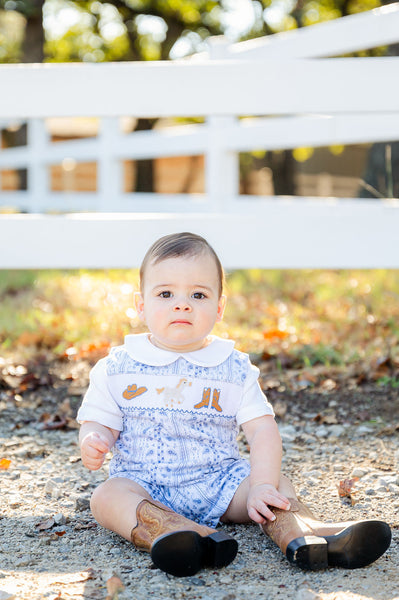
[0,3,399,269]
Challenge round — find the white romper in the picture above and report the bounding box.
[77,334,274,527]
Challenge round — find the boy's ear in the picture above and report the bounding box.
[216,295,226,322]
[134,292,145,321]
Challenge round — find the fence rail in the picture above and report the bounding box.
[1,3,399,268]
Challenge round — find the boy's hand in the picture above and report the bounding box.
[247,483,291,524]
[80,431,111,471]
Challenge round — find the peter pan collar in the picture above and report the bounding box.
[124,333,235,367]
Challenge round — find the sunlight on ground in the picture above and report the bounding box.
[0,568,97,600]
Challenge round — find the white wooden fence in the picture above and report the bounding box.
[0,3,399,269]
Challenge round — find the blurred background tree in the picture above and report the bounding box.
[0,0,398,195]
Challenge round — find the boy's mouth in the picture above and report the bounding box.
[171,320,192,325]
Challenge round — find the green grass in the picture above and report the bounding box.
[0,269,398,368]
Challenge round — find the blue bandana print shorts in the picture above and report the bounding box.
[109,457,250,528]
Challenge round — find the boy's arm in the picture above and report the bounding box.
[241,415,290,524]
[79,421,120,471]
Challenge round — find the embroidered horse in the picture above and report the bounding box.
[156,378,192,407]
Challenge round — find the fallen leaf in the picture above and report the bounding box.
[69,456,82,464]
[0,458,11,470]
[338,477,359,506]
[378,422,399,436]
[73,521,97,531]
[36,517,55,531]
[65,417,80,430]
[273,400,287,419]
[40,414,68,430]
[51,569,95,585]
[264,379,281,389]
[321,378,337,392]
[263,329,289,341]
[338,477,359,497]
[313,411,338,425]
[58,398,73,415]
[106,575,125,600]
[300,372,318,384]
[75,341,111,360]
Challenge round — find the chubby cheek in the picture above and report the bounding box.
[143,304,166,327]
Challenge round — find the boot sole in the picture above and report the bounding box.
[324,520,391,569]
[286,535,328,570]
[286,521,392,571]
[151,530,238,577]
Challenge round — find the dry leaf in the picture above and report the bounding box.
[378,422,399,436]
[338,477,359,506]
[106,575,125,600]
[273,400,287,419]
[74,521,97,531]
[263,329,289,341]
[36,517,55,531]
[321,378,337,392]
[313,411,338,425]
[40,414,68,430]
[0,458,11,470]
[51,569,95,585]
[75,341,111,360]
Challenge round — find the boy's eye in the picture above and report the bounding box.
[159,291,172,298]
[192,292,206,300]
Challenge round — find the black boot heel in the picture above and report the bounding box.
[286,535,328,570]
[204,531,238,568]
[151,529,237,577]
[324,520,392,569]
[151,530,203,577]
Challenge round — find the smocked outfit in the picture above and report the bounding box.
[77,334,274,527]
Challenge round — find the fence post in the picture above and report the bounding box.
[206,37,240,212]
[98,117,122,211]
[28,118,49,212]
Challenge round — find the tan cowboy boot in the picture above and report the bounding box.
[131,499,238,577]
[262,497,391,570]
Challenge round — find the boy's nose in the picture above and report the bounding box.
[173,300,191,311]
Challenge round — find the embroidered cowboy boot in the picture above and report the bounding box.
[194,388,211,410]
[262,497,391,570]
[131,498,238,577]
[211,389,222,412]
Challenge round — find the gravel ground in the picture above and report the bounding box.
[0,364,398,600]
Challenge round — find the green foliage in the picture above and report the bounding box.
[0,8,25,62]
[3,268,398,369]
[45,24,130,62]
[0,270,37,294]
[293,343,344,367]
[378,376,399,388]
[1,0,391,64]
[43,0,224,62]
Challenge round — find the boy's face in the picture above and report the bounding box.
[135,252,225,353]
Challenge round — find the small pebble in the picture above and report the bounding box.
[351,467,368,478]
[75,496,91,511]
[0,591,15,600]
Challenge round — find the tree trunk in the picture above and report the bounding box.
[359,142,399,199]
[134,119,158,193]
[21,6,44,63]
[4,2,44,191]
[269,151,297,196]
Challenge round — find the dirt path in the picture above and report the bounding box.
[0,361,398,600]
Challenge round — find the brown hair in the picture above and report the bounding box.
[140,232,224,297]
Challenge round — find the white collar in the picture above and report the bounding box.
[124,333,235,367]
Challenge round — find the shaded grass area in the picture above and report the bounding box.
[0,270,398,379]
